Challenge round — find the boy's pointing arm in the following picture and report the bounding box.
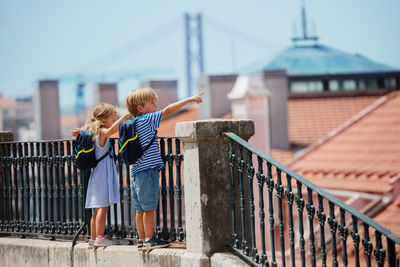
[161,91,205,120]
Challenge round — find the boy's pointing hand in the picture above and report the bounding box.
[190,91,205,104]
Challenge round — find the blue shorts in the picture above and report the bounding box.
[131,168,159,212]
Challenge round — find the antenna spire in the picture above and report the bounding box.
[301,0,307,38]
[292,0,319,46]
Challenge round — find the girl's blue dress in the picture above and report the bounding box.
[85,134,120,208]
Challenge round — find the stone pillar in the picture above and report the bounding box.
[263,70,289,150]
[197,74,237,120]
[176,119,254,267]
[93,83,118,106]
[140,80,178,110]
[34,80,61,140]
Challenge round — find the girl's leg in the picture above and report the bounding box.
[143,210,155,239]
[95,206,109,237]
[90,209,99,239]
[136,211,145,240]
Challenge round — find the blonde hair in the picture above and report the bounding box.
[125,88,158,116]
[83,103,117,139]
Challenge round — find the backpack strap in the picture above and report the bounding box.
[133,116,157,154]
[142,131,157,153]
[95,141,113,165]
[95,151,109,165]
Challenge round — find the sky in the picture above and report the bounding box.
[1,0,400,112]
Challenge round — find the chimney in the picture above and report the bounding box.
[34,80,61,140]
[228,73,271,154]
[197,74,237,119]
[263,70,289,150]
[94,83,118,106]
[228,70,289,153]
[140,80,178,110]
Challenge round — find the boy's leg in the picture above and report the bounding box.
[143,210,155,239]
[142,209,169,250]
[95,206,109,237]
[134,168,159,240]
[136,211,145,240]
[132,168,166,250]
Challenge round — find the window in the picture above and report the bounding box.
[343,80,356,91]
[290,81,323,93]
[359,79,377,89]
[384,78,397,88]
[329,80,339,91]
[308,81,323,92]
[291,82,308,93]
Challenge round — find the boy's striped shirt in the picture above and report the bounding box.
[130,110,164,176]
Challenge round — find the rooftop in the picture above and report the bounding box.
[263,44,398,76]
[289,91,400,194]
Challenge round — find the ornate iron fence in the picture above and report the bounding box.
[224,132,400,267]
[0,137,185,243]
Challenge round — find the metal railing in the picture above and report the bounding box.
[224,132,400,267]
[0,137,185,243]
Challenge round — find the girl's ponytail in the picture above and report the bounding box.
[83,103,117,140]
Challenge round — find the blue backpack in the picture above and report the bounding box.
[74,130,112,171]
[118,117,157,165]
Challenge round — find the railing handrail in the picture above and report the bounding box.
[223,131,400,245]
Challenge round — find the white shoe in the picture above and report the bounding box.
[88,239,95,248]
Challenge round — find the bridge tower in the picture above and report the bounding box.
[185,13,205,97]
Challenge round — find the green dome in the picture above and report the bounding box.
[263,44,398,76]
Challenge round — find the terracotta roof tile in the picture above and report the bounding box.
[290,92,400,194]
[270,149,294,166]
[373,197,400,236]
[288,96,380,145]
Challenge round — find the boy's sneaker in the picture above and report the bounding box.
[137,240,143,251]
[141,236,170,250]
[94,236,119,247]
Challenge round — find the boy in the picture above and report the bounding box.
[125,88,204,250]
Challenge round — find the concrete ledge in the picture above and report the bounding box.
[0,237,251,267]
[75,242,185,267]
[0,237,185,267]
[210,252,252,267]
[0,237,71,267]
[0,237,252,267]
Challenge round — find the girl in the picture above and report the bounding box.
[71,103,131,247]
